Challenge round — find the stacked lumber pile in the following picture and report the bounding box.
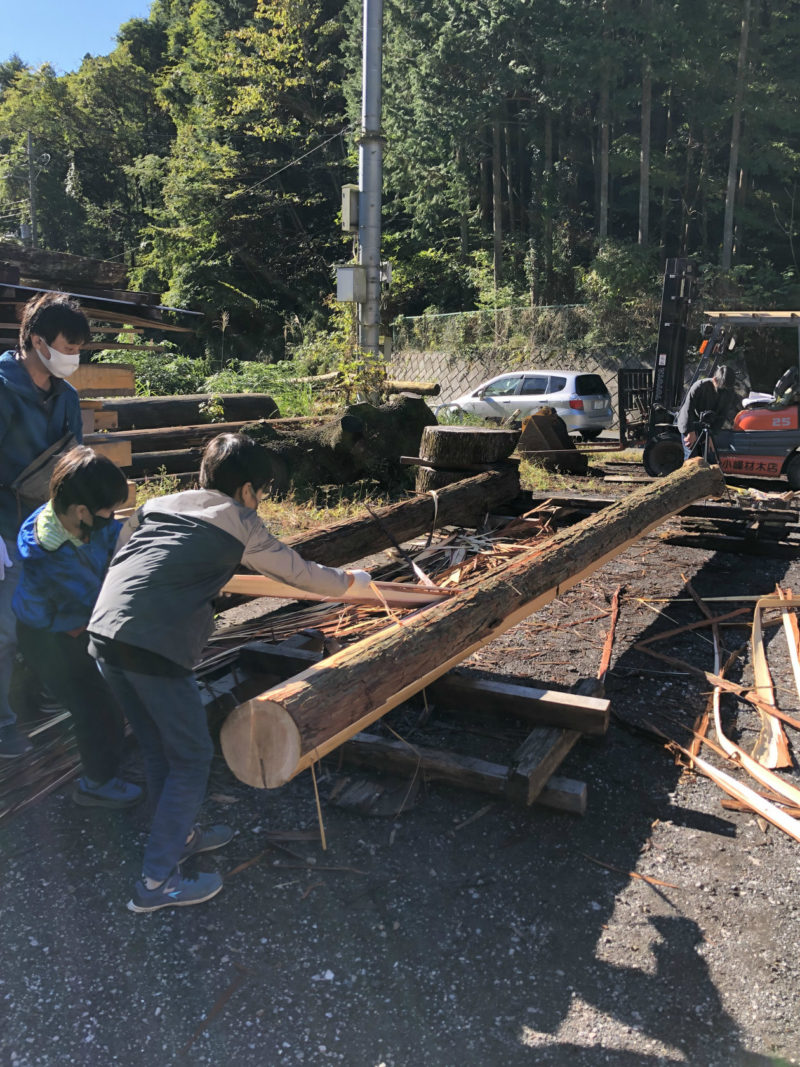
[83,393,283,480]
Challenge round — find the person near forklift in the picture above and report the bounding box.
[676,365,738,459]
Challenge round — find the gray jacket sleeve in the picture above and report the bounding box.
[240,513,351,598]
[676,380,702,435]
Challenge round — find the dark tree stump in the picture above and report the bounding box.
[243,394,437,494]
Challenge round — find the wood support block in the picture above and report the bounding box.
[84,435,132,467]
[427,670,609,734]
[338,732,587,814]
[93,410,119,431]
[505,727,582,805]
[71,363,135,397]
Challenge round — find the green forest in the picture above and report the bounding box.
[2,0,799,361]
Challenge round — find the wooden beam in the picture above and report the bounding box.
[426,670,609,734]
[92,410,118,431]
[121,418,317,452]
[71,363,135,397]
[505,727,582,805]
[337,733,586,813]
[84,436,132,467]
[221,459,724,788]
[79,343,167,353]
[84,308,197,332]
[98,393,281,430]
[221,573,454,609]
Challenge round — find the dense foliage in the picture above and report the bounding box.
[2,0,798,358]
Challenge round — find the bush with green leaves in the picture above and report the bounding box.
[94,345,210,396]
[202,360,314,416]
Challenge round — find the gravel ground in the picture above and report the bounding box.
[2,531,799,1066]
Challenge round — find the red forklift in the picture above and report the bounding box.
[621,259,800,488]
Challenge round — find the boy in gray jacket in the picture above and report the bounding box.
[89,432,370,912]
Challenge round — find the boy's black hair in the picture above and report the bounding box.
[199,433,273,498]
[19,292,91,352]
[50,446,129,515]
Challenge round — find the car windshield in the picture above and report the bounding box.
[575,374,609,396]
[520,375,549,394]
[482,376,520,397]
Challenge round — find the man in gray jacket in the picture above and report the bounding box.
[676,365,737,459]
[89,432,371,912]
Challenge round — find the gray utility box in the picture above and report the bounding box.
[336,264,367,303]
[341,185,359,233]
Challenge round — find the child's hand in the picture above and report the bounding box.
[347,569,372,593]
[0,540,13,581]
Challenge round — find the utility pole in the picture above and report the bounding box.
[357,0,384,358]
[27,131,38,249]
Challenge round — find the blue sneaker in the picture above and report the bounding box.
[180,824,233,862]
[73,776,142,809]
[128,869,223,913]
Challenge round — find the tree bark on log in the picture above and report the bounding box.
[100,393,280,430]
[221,458,724,788]
[283,469,520,566]
[419,425,520,466]
[415,426,520,492]
[122,417,321,452]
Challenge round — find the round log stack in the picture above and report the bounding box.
[414,425,520,492]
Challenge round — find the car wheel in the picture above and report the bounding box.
[643,432,683,477]
[785,454,800,490]
[580,429,603,441]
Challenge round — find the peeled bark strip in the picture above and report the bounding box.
[221,458,724,789]
[750,595,792,768]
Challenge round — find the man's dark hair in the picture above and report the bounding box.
[50,446,129,515]
[19,292,91,352]
[199,433,273,498]
[713,365,736,390]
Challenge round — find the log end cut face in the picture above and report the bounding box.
[220,698,301,789]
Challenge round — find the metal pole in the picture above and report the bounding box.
[27,131,38,249]
[358,0,384,357]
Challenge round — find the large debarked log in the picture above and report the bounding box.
[221,459,724,788]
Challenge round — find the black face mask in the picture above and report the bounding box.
[79,511,115,540]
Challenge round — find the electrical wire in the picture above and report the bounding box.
[225,125,353,200]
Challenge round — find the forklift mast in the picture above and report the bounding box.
[647,258,699,436]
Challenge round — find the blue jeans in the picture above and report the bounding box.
[0,537,22,730]
[96,660,214,882]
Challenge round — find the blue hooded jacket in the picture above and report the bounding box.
[13,506,121,633]
[0,350,83,540]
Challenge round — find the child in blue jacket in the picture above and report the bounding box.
[14,446,141,807]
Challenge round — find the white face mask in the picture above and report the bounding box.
[36,341,80,379]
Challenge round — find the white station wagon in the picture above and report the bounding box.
[437,369,614,438]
